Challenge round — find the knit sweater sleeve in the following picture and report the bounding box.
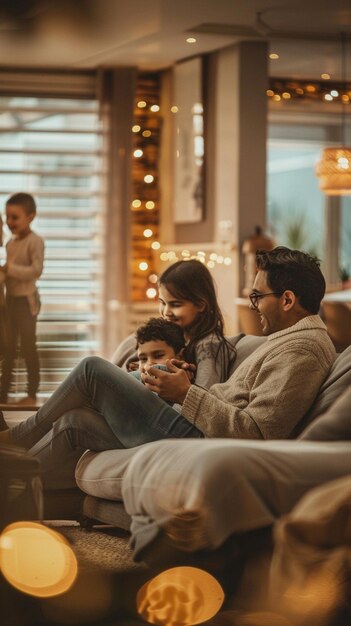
[182,344,333,440]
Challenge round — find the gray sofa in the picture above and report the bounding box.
[75,338,351,561]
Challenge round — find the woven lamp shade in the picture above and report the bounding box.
[316,147,351,195]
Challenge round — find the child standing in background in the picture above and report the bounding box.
[0,193,44,405]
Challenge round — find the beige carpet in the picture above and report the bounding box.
[57,524,143,572]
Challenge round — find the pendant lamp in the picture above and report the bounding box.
[316,33,351,195]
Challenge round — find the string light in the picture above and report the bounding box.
[268,78,351,103]
[131,75,161,301]
[146,288,157,299]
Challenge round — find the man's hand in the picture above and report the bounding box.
[169,358,196,382]
[142,360,192,404]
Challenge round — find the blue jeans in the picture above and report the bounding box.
[10,357,203,488]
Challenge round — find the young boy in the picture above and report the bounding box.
[134,317,186,375]
[0,193,44,406]
[131,317,186,411]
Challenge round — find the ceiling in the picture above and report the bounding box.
[0,0,351,80]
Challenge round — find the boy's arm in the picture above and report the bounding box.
[6,238,44,280]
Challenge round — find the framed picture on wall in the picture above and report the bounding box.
[173,56,205,223]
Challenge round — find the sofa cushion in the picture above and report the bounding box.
[75,447,140,500]
[122,438,351,559]
[295,345,351,435]
[300,386,351,441]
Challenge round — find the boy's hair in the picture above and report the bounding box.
[135,317,185,355]
[6,192,37,216]
[256,246,325,314]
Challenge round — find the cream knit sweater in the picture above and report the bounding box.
[182,316,336,440]
[6,230,44,297]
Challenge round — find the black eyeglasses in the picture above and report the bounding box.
[249,291,282,309]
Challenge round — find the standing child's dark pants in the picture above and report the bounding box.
[0,296,39,401]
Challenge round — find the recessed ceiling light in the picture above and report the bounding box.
[321,73,331,80]
[186,37,197,44]
[269,53,279,60]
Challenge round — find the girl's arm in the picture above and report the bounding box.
[194,334,242,388]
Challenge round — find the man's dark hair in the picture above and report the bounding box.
[6,192,36,215]
[135,317,185,354]
[255,246,325,314]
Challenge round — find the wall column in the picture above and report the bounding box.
[213,41,268,329]
[99,67,137,357]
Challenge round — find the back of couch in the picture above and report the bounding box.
[292,345,351,437]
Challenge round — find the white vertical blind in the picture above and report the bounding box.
[0,91,103,400]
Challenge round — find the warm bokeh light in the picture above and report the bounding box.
[269,53,279,59]
[282,92,291,99]
[139,261,149,271]
[171,106,179,113]
[148,273,158,283]
[134,149,143,158]
[150,104,160,112]
[273,94,281,101]
[143,229,153,237]
[144,174,154,183]
[132,199,142,208]
[132,125,141,132]
[151,241,161,250]
[146,200,155,209]
[137,100,147,108]
[324,94,333,101]
[186,37,197,44]
[136,567,224,626]
[142,130,152,137]
[146,288,157,299]
[321,73,330,79]
[0,522,78,598]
